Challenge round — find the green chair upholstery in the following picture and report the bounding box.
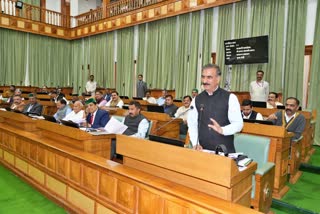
[234,133,275,213]
[112,115,125,122]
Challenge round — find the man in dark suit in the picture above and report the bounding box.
[23,93,43,115]
[136,74,148,98]
[85,98,110,129]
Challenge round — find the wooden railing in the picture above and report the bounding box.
[0,0,70,27]
[72,7,103,28]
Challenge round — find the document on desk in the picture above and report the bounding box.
[104,117,128,134]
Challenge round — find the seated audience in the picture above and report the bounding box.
[70,94,80,104]
[10,95,25,112]
[86,98,110,129]
[191,88,198,98]
[164,95,178,117]
[175,95,192,135]
[156,90,167,106]
[143,90,157,104]
[95,91,107,107]
[23,93,43,115]
[241,99,263,120]
[123,101,149,138]
[104,91,124,108]
[267,92,283,109]
[267,97,305,140]
[4,85,16,104]
[54,99,72,122]
[63,101,86,124]
[14,88,24,100]
[40,85,48,93]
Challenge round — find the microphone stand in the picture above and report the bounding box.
[153,106,193,135]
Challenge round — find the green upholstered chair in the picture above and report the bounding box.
[112,115,125,122]
[234,133,275,213]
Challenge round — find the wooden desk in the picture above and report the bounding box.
[0,111,38,132]
[241,123,294,199]
[117,135,257,207]
[35,120,114,159]
[0,128,259,213]
[149,89,175,98]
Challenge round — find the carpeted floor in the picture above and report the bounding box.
[0,164,66,214]
[271,146,320,214]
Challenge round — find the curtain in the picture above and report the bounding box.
[0,28,27,85]
[308,1,320,145]
[283,0,307,100]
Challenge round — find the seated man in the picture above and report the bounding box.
[103,89,112,102]
[63,101,86,124]
[95,91,107,107]
[156,90,167,106]
[23,93,43,115]
[50,90,67,103]
[175,95,192,135]
[10,95,26,112]
[164,95,178,117]
[241,99,263,120]
[54,99,72,122]
[267,92,283,109]
[4,85,16,104]
[86,98,110,129]
[143,90,157,104]
[191,88,198,98]
[104,91,124,108]
[70,94,80,104]
[14,88,24,100]
[267,97,306,140]
[123,101,149,138]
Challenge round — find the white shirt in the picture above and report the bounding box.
[242,112,263,120]
[250,80,269,101]
[86,81,97,93]
[267,101,283,109]
[143,96,157,104]
[174,106,190,121]
[63,110,85,124]
[122,118,150,138]
[187,93,243,147]
[285,112,296,123]
[157,97,165,106]
[105,99,124,108]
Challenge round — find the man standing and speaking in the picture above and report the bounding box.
[187,64,243,153]
[136,74,148,98]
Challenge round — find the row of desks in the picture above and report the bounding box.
[0,110,258,213]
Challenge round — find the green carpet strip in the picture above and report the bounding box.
[272,146,320,214]
[0,164,66,214]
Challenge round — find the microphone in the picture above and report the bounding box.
[195,104,204,149]
[153,106,194,134]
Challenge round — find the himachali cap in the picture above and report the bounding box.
[85,97,97,105]
[192,88,198,93]
[28,93,35,98]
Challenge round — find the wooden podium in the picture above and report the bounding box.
[241,122,294,199]
[117,135,257,207]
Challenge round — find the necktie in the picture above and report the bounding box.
[90,113,94,125]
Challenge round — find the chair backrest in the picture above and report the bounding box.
[112,115,124,122]
[146,120,153,138]
[234,134,270,167]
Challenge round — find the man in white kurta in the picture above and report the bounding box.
[249,70,269,102]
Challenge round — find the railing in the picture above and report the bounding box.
[0,0,166,28]
[71,7,103,28]
[0,0,70,28]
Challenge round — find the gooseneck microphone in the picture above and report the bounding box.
[153,106,194,134]
[195,104,204,149]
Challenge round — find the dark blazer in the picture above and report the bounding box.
[22,102,43,115]
[86,109,110,128]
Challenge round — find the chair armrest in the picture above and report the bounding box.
[311,120,316,124]
[255,162,275,176]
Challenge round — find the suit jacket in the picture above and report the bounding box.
[23,102,43,115]
[136,81,147,98]
[86,109,110,128]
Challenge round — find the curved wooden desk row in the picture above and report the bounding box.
[254,107,316,164]
[0,86,73,96]
[0,113,259,214]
